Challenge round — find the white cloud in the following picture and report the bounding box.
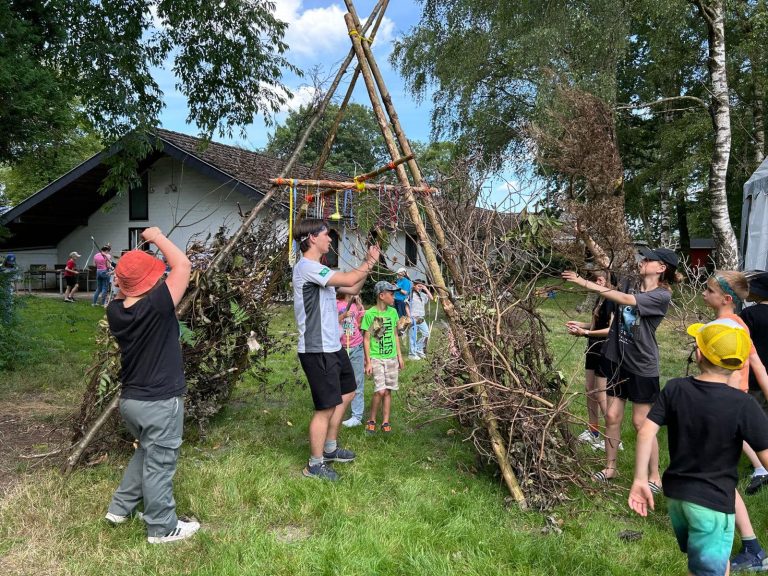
[273,0,395,58]
[278,84,320,112]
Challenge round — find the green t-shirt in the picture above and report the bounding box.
[361,305,399,359]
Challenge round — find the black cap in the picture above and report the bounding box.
[749,272,768,299]
[638,246,678,270]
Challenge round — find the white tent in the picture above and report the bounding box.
[741,156,768,270]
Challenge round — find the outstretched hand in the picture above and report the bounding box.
[367,244,381,264]
[628,480,654,517]
[561,270,581,284]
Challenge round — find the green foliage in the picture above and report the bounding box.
[0,0,297,166]
[265,102,388,176]
[0,112,103,206]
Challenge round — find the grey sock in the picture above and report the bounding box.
[309,456,324,467]
[324,440,337,454]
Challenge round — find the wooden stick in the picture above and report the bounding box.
[344,8,528,508]
[269,177,436,194]
[354,154,414,182]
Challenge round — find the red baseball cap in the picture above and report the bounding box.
[114,250,166,296]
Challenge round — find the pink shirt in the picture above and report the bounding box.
[94,252,109,271]
[337,300,364,348]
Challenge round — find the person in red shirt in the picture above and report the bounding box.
[63,251,81,302]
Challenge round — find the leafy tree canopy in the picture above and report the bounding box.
[0,0,297,165]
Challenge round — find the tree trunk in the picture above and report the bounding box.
[695,0,739,268]
[753,85,765,167]
[676,187,691,253]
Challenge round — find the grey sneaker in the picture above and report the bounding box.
[147,519,200,544]
[303,462,340,481]
[322,446,356,463]
[105,510,144,525]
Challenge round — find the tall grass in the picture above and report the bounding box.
[1,293,765,575]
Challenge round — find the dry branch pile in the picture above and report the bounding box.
[407,196,592,509]
[69,217,285,457]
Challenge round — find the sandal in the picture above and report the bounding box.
[648,481,662,495]
[365,420,376,434]
[593,469,617,483]
[381,422,392,433]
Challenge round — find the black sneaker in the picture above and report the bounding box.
[302,462,340,481]
[322,447,356,463]
[731,548,768,572]
[746,474,768,495]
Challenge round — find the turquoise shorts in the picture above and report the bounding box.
[667,498,734,576]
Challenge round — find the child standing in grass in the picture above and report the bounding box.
[629,318,768,576]
[362,281,403,434]
[698,271,768,572]
[104,227,200,544]
[338,292,366,428]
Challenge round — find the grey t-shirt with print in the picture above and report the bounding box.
[410,292,429,318]
[293,257,340,353]
[602,284,671,377]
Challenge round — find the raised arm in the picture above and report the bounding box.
[141,227,191,307]
[327,245,380,294]
[562,271,636,306]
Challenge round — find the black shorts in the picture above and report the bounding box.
[394,300,407,317]
[64,275,77,288]
[299,349,357,410]
[601,358,660,404]
[584,339,606,375]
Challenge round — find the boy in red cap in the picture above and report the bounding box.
[103,227,200,543]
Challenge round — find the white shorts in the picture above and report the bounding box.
[372,357,399,392]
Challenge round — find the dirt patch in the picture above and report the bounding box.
[0,400,70,498]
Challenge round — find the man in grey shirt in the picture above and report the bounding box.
[292,219,380,481]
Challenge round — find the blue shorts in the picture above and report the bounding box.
[667,498,734,576]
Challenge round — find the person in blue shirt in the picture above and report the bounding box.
[394,267,412,318]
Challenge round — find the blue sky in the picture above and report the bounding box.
[158,0,432,149]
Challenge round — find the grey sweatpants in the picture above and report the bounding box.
[108,396,184,537]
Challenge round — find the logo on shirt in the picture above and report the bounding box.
[319,267,330,277]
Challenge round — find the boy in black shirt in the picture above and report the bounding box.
[629,318,768,576]
[104,227,200,544]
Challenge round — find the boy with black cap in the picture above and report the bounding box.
[362,280,404,434]
[104,227,200,543]
[629,318,768,576]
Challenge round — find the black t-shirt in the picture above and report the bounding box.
[740,304,768,392]
[107,283,186,401]
[648,376,768,513]
[587,298,614,352]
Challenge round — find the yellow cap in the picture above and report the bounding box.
[686,318,751,370]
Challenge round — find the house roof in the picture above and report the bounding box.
[0,129,346,250]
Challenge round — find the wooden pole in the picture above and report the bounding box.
[354,154,413,182]
[344,10,528,508]
[312,0,390,178]
[343,1,462,290]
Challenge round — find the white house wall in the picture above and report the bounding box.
[58,156,268,266]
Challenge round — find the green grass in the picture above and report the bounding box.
[1,293,766,575]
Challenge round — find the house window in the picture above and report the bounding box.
[128,227,147,250]
[322,229,340,268]
[405,234,418,267]
[129,172,149,220]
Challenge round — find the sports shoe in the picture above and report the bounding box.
[381,422,392,433]
[147,519,200,544]
[342,417,362,428]
[408,355,421,361]
[747,473,768,495]
[323,446,356,463]
[577,429,596,444]
[731,548,768,572]
[302,462,340,481]
[416,351,427,359]
[365,420,376,434]
[105,511,144,525]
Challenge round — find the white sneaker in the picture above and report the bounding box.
[416,351,427,359]
[342,417,362,428]
[408,355,421,361]
[105,511,144,525]
[577,429,595,444]
[147,519,200,544]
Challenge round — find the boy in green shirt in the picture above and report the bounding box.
[362,281,404,433]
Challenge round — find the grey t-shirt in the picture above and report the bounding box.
[293,257,340,353]
[410,291,429,318]
[602,284,671,376]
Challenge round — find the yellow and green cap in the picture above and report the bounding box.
[686,318,751,370]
